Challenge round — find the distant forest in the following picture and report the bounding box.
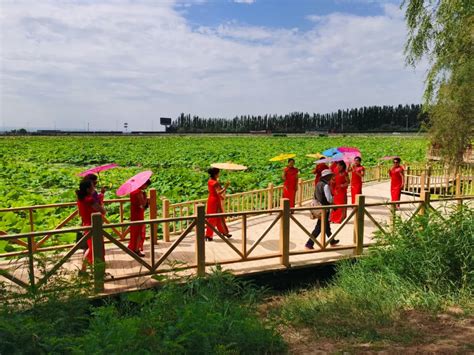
[171,104,426,133]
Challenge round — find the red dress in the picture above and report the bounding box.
[283,167,299,207]
[77,196,104,264]
[314,163,329,186]
[389,166,405,202]
[128,189,147,251]
[350,165,365,204]
[329,163,339,194]
[205,179,229,238]
[330,172,348,223]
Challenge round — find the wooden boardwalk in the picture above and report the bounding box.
[1,181,470,295]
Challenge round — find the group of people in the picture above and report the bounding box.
[75,156,405,270]
[279,156,404,249]
[76,174,150,272]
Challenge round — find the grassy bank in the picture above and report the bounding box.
[1,207,472,353]
[277,207,473,345]
[0,268,286,354]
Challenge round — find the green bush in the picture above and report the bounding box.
[0,268,286,354]
[279,207,474,341]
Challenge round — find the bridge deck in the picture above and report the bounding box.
[0,181,462,295]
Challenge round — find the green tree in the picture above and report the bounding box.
[403,0,473,166]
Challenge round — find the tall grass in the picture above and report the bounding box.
[279,207,474,340]
[0,267,286,354]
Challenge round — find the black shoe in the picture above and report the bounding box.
[135,250,145,257]
[225,234,232,238]
[205,237,213,242]
[329,239,340,246]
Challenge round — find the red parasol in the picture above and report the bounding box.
[78,163,118,177]
[116,171,153,196]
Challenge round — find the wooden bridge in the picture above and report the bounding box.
[0,166,473,296]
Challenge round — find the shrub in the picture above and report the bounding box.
[279,207,474,341]
[0,268,286,354]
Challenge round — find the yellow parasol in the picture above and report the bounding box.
[269,153,296,162]
[211,162,248,171]
[306,153,325,159]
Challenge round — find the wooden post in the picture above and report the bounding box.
[320,209,327,249]
[419,190,430,216]
[426,166,432,191]
[28,208,36,251]
[354,195,365,255]
[405,166,411,191]
[420,171,426,195]
[27,235,35,292]
[91,213,105,293]
[455,174,462,208]
[162,198,170,242]
[28,208,34,232]
[119,201,125,240]
[279,198,290,267]
[241,215,247,259]
[195,204,206,276]
[377,164,381,181]
[391,204,396,233]
[149,189,158,244]
[297,178,303,206]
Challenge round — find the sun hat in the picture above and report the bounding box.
[321,169,334,178]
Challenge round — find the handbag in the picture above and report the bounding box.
[309,198,322,219]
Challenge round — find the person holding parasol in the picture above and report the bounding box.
[116,171,153,257]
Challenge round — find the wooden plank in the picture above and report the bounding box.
[247,213,282,256]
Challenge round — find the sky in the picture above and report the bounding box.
[0,0,426,131]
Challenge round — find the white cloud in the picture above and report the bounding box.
[233,0,256,4]
[0,0,425,130]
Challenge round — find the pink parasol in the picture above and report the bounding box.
[341,152,361,164]
[314,157,337,164]
[116,171,153,196]
[337,147,361,154]
[380,156,399,161]
[79,163,118,177]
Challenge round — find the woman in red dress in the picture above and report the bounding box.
[83,173,105,204]
[329,162,339,194]
[330,161,350,223]
[348,157,365,204]
[389,157,405,207]
[205,168,231,241]
[312,163,329,186]
[128,179,151,257]
[282,158,299,207]
[76,179,106,273]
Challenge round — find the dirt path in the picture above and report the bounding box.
[280,310,474,354]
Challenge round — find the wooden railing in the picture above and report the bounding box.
[403,166,474,197]
[1,192,472,295]
[0,163,465,249]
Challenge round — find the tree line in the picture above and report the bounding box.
[171,104,426,133]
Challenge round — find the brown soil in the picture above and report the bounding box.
[284,315,473,354]
[260,298,474,354]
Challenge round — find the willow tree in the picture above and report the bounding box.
[403,0,473,167]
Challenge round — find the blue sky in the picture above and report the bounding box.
[0,0,425,131]
[179,0,398,31]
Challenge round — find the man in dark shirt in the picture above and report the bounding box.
[305,169,340,249]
